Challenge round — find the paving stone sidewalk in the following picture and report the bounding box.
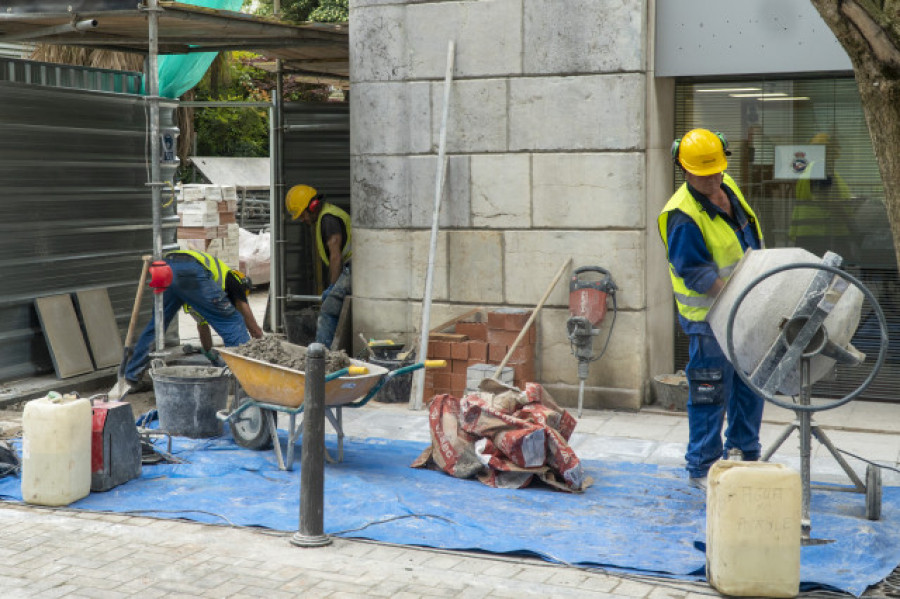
[0,503,715,598]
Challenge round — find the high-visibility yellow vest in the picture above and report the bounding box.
[315,203,352,266]
[790,166,851,238]
[657,174,763,322]
[166,249,233,290]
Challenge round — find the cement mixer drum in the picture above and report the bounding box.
[707,248,864,396]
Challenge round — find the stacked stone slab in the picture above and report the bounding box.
[176,184,240,267]
[424,310,535,400]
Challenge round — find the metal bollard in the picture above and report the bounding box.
[291,343,332,547]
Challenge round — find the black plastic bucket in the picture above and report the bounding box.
[283,308,319,346]
[150,365,229,437]
[369,355,414,403]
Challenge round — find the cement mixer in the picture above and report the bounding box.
[707,247,889,540]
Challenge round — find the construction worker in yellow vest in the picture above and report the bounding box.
[124,249,264,390]
[658,128,765,490]
[285,185,352,348]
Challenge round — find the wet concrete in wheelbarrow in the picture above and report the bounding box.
[230,336,352,374]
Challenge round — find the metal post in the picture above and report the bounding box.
[271,0,285,336]
[146,0,165,354]
[269,100,278,333]
[799,357,812,539]
[409,40,455,410]
[291,343,332,547]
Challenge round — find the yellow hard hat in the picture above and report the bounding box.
[810,132,830,145]
[285,185,319,220]
[673,128,728,176]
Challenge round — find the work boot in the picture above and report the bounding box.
[126,378,153,394]
[689,475,708,491]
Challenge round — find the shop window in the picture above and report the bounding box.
[672,78,898,401]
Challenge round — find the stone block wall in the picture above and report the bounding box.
[350,0,668,410]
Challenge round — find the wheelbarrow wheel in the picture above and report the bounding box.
[866,463,882,521]
[231,399,273,450]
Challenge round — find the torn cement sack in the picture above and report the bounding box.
[411,382,591,492]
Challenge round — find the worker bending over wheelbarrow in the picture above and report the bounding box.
[124,249,264,392]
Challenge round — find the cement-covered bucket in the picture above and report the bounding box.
[150,364,229,438]
[652,372,688,411]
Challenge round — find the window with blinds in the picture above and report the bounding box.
[673,78,897,402]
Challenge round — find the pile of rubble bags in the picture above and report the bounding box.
[412,380,591,492]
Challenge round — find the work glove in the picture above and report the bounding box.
[321,284,335,303]
[203,349,225,367]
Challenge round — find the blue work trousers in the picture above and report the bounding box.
[316,265,351,348]
[125,257,250,382]
[685,333,765,478]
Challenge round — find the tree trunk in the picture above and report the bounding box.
[811,0,900,270]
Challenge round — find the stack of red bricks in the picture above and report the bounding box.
[424,309,536,400]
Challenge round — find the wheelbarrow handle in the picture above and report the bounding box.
[217,400,254,422]
[342,360,440,408]
[324,365,369,383]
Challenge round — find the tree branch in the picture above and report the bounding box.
[840,0,900,70]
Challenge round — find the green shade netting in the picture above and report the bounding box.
[144,0,244,98]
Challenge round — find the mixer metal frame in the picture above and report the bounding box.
[724,257,889,543]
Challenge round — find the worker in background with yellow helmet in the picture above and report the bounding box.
[657,128,766,489]
[285,184,352,348]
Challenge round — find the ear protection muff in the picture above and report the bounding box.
[307,194,323,215]
[670,137,684,164]
[670,130,731,165]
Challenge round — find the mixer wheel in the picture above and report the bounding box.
[866,463,882,521]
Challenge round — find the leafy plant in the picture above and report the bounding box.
[310,0,348,23]
[248,0,347,23]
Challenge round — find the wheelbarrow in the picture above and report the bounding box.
[216,346,445,470]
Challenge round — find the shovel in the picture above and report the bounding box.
[108,255,151,400]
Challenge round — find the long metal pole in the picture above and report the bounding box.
[271,0,285,335]
[799,357,812,540]
[269,98,280,333]
[147,0,165,354]
[291,343,331,547]
[409,40,455,410]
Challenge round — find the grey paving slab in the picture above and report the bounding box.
[34,294,95,378]
[75,288,123,369]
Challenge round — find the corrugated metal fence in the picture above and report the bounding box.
[0,78,177,381]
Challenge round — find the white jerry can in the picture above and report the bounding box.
[706,460,802,598]
[21,393,92,507]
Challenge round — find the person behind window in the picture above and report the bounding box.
[790,133,854,258]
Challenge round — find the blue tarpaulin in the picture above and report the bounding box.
[1,433,897,597]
